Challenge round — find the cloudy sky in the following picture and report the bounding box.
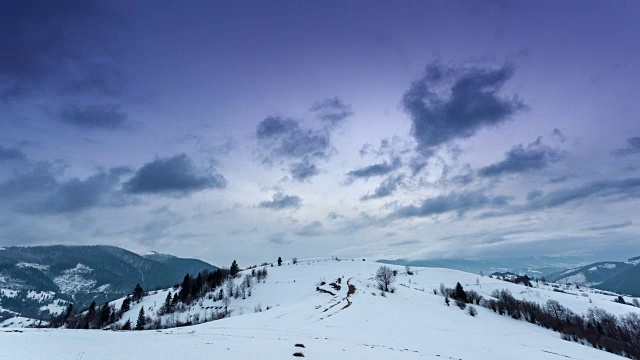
[1,0,639,265]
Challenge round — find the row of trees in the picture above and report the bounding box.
[437,282,640,359]
[51,282,147,329]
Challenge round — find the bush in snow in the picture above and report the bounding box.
[467,306,477,317]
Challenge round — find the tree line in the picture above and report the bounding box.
[437,282,640,359]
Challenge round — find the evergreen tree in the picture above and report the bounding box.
[64,303,74,319]
[454,282,468,303]
[191,273,202,298]
[135,307,146,330]
[120,295,131,313]
[164,292,173,314]
[99,303,111,326]
[86,300,97,326]
[132,283,144,302]
[88,300,96,314]
[230,260,240,277]
[122,319,131,330]
[277,257,282,266]
[179,274,191,302]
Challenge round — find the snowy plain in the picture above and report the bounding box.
[1,258,638,359]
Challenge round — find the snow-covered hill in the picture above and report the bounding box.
[0,245,218,321]
[2,258,639,359]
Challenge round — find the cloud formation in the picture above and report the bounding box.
[361,175,405,201]
[256,98,351,181]
[257,116,331,162]
[346,158,401,182]
[59,104,130,130]
[26,167,129,214]
[612,137,640,156]
[289,161,319,182]
[402,62,525,153]
[0,0,124,100]
[0,145,27,162]
[258,192,301,210]
[389,191,510,219]
[124,154,226,195]
[310,97,353,127]
[479,138,561,177]
[522,177,640,211]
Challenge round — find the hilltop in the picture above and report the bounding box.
[3,258,639,359]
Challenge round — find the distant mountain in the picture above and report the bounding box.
[547,256,640,296]
[0,245,217,322]
[378,256,592,278]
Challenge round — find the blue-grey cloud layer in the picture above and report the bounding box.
[346,158,401,182]
[310,97,353,127]
[256,98,351,181]
[258,192,301,210]
[124,154,226,195]
[403,63,525,153]
[0,146,27,162]
[390,191,511,219]
[612,137,640,156]
[361,175,405,201]
[59,104,130,130]
[479,138,561,177]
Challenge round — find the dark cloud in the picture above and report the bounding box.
[258,192,301,211]
[58,104,130,130]
[524,177,640,210]
[584,222,632,232]
[310,97,353,127]
[124,154,226,195]
[0,0,124,100]
[346,158,401,182]
[526,190,543,201]
[0,145,27,162]
[478,138,561,177]
[256,116,331,162]
[327,212,344,221]
[389,191,510,219]
[26,167,129,214]
[612,136,640,156]
[549,175,572,184]
[0,162,59,196]
[295,221,323,236]
[402,62,525,153]
[551,128,566,142]
[289,161,319,182]
[361,175,405,201]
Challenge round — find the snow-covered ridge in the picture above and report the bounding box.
[53,263,97,296]
[3,258,639,359]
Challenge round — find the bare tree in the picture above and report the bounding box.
[225,279,234,298]
[222,296,231,314]
[375,266,395,292]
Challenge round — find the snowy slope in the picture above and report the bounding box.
[2,258,638,359]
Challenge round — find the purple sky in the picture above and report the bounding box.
[1,0,639,265]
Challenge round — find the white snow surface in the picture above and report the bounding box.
[2,258,638,359]
[53,263,97,296]
[0,316,48,328]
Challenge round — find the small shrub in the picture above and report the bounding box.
[293,352,305,357]
[455,299,466,310]
[467,306,477,317]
